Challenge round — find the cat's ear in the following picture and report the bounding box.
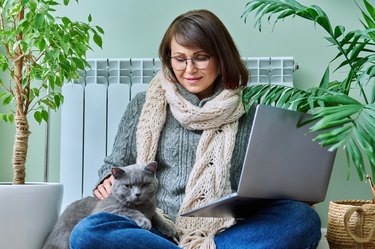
[144,161,157,174]
[111,167,125,179]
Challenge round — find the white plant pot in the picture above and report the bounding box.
[0,182,63,249]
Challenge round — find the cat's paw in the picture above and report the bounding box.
[157,222,177,238]
[152,209,178,239]
[134,217,152,230]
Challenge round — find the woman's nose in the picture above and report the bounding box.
[185,60,198,73]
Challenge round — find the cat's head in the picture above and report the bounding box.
[111,162,158,205]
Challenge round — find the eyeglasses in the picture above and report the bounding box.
[170,55,211,71]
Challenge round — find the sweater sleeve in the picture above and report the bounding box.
[230,105,256,191]
[95,92,146,186]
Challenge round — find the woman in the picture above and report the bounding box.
[70,9,321,249]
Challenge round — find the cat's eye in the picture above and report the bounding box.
[125,184,132,188]
[141,183,150,188]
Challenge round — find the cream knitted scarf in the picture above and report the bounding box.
[136,71,245,249]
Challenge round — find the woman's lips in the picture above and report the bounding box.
[185,76,203,83]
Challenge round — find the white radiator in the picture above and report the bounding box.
[59,57,297,209]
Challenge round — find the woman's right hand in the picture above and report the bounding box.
[93,175,114,200]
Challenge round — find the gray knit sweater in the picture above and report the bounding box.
[97,84,254,221]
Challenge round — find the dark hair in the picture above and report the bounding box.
[159,9,248,89]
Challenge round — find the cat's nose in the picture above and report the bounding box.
[135,193,141,197]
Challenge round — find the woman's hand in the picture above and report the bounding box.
[93,175,114,200]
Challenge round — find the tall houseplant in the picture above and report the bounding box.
[242,0,375,181]
[0,0,103,184]
[0,1,103,248]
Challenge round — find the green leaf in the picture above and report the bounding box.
[243,84,268,111]
[34,14,45,29]
[88,14,92,22]
[55,76,63,87]
[12,40,22,52]
[277,9,295,19]
[72,57,85,70]
[354,124,375,165]
[361,10,375,30]
[36,38,46,51]
[11,3,23,16]
[41,109,49,122]
[334,25,345,38]
[263,85,281,104]
[349,41,368,62]
[47,1,60,6]
[276,88,294,108]
[6,113,14,123]
[54,94,61,107]
[47,75,55,90]
[359,109,375,131]
[93,33,102,48]
[316,94,361,105]
[319,66,330,89]
[96,25,104,34]
[40,98,56,109]
[313,125,351,147]
[343,34,361,59]
[312,105,362,129]
[267,86,286,104]
[312,118,352,131]
[34,111,42,124]
[364,0,375,21]
[3,95,13,105]
[346,138,366,181]
[0,92,7,100]
[28,1,37,11]
[61,17,71,26]
[0,60,9,71]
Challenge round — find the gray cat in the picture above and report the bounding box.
[43,162,176,249]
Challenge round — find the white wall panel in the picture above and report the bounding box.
[60,84,84,209]
[82,84,107,197]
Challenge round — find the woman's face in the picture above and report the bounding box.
[170,37,219,99]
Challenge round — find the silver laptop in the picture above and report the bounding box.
[181,104,336,218]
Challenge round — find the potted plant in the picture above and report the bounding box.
[241,0,375,247]
[0,0,103,248]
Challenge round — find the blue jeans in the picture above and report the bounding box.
[70,200,321,249]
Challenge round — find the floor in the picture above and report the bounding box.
[317,229,329,249]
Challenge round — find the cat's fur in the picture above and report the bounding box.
[43,162,176,249]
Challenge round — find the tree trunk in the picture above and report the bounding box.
[12,114,31,184]
[12,7,28,184]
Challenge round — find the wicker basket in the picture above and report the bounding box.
[327,200,375,249]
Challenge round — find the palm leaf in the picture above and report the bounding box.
[243,0,334,35]
[319,66,330,89]
[313,125,351,148]
[354,122,375,166]
[346,137,366,180]
[363,0,375,21]
[276,88,294,108]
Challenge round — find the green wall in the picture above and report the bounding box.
[0,0,372,227]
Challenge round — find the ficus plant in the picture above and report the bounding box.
[0,0,103,184]
[242,0,375,180]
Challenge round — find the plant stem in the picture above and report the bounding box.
[11,5,29,184]
[12,114,30,184]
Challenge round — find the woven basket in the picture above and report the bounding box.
[327,200,375,249]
